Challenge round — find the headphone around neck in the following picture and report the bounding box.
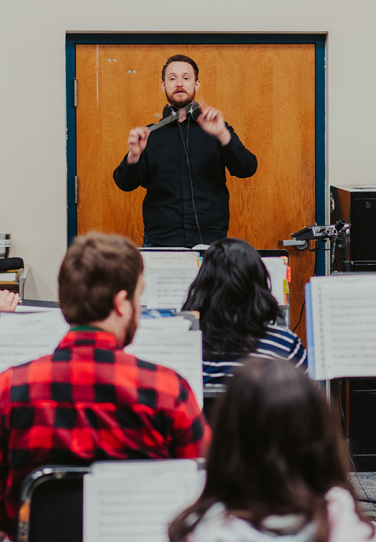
[164,101,202,122]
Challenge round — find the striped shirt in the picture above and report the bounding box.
[203,324,307,389]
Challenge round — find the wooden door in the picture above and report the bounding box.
[76,43,316,342]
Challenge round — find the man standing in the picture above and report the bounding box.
[0,232,210,541]
[113,54,258,248]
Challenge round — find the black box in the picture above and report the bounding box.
[331,186,376,470]
[331,185,376,271]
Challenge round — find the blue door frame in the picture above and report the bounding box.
[66,33,326,274]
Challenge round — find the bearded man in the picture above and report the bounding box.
[0,232,210,541]
[113,54,257,248]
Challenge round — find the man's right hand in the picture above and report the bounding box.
[126,127,150,164]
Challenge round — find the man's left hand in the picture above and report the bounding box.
[197,106,231,146]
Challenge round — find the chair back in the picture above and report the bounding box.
[17,465,90,542]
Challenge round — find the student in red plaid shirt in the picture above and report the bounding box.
[0,232,210,541]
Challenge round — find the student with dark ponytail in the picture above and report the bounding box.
[169,357,375,542]
[182,238,306,387]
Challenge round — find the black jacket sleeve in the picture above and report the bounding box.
[221,125,258,178]
[113,151,148,192]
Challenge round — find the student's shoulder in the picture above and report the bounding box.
[121,351,188,386]
[122,355,196,410]
[138,356,180,375]
[0,354,53,395]
[326,487,376,541]
[190,503,262,542]
[265,323,300,340]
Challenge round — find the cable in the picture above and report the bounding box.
[292,300,305,333]
[292,240,320,332]
[177,117,204,246]
[331,237,338,273]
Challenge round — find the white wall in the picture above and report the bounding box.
[1,0,375,300]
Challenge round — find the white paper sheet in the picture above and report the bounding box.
[308,274,376,379]
[16,304,60,313]
[262,257,287,306]
[0,272,17,281]
[84,460,205,542]
[140,250,200,309]
[138,316,192,331]
[90,458,204,475]
[146,267,199,309]
[0,311,69,372]
[141,251,200,268]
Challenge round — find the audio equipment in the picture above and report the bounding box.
[330,185,376,471]
[291,223,350,241]
[150,102,202,132]
[331,185,376,271]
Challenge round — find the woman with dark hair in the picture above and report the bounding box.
[182,238,306,386]
[169,357,375,542]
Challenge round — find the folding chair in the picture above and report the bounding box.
[17,465,90,542]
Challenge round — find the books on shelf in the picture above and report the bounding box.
[0,269,20,283]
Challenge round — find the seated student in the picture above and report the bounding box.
[169,356,376,542]
[0,289,20,312]
[182,238,306,386]
[0,232,210,542]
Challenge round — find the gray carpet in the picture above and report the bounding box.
[350,472,376,519]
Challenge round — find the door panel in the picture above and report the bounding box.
[76,43,316,342]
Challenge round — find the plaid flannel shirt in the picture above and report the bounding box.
[0,329,210,538]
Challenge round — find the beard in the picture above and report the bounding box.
[165,88,196,109]
[123,301,138,347]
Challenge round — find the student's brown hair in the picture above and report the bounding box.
[169,357,373,542]
[58,231,143,324]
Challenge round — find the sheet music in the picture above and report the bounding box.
[140,251,200,309]
[147,268,199,309]
[308,275,376,379]
[305,283,316,378]
[84,460,205,542]
[125,328,203,408]
[139,251,287,309]
[261,257,287,306]
[139,316,192,331]
[0,311,69,372]
[16,304,60,313]
[141,251,200,268]
[90,458,203,476]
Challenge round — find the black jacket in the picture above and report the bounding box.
[113,105,257,247]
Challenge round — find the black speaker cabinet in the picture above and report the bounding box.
[347,378,376,471]
[330,185,376,271]
[331,186,376,470]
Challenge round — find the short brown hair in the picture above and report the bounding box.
[58,231,143,325]
[161,54,199,82]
